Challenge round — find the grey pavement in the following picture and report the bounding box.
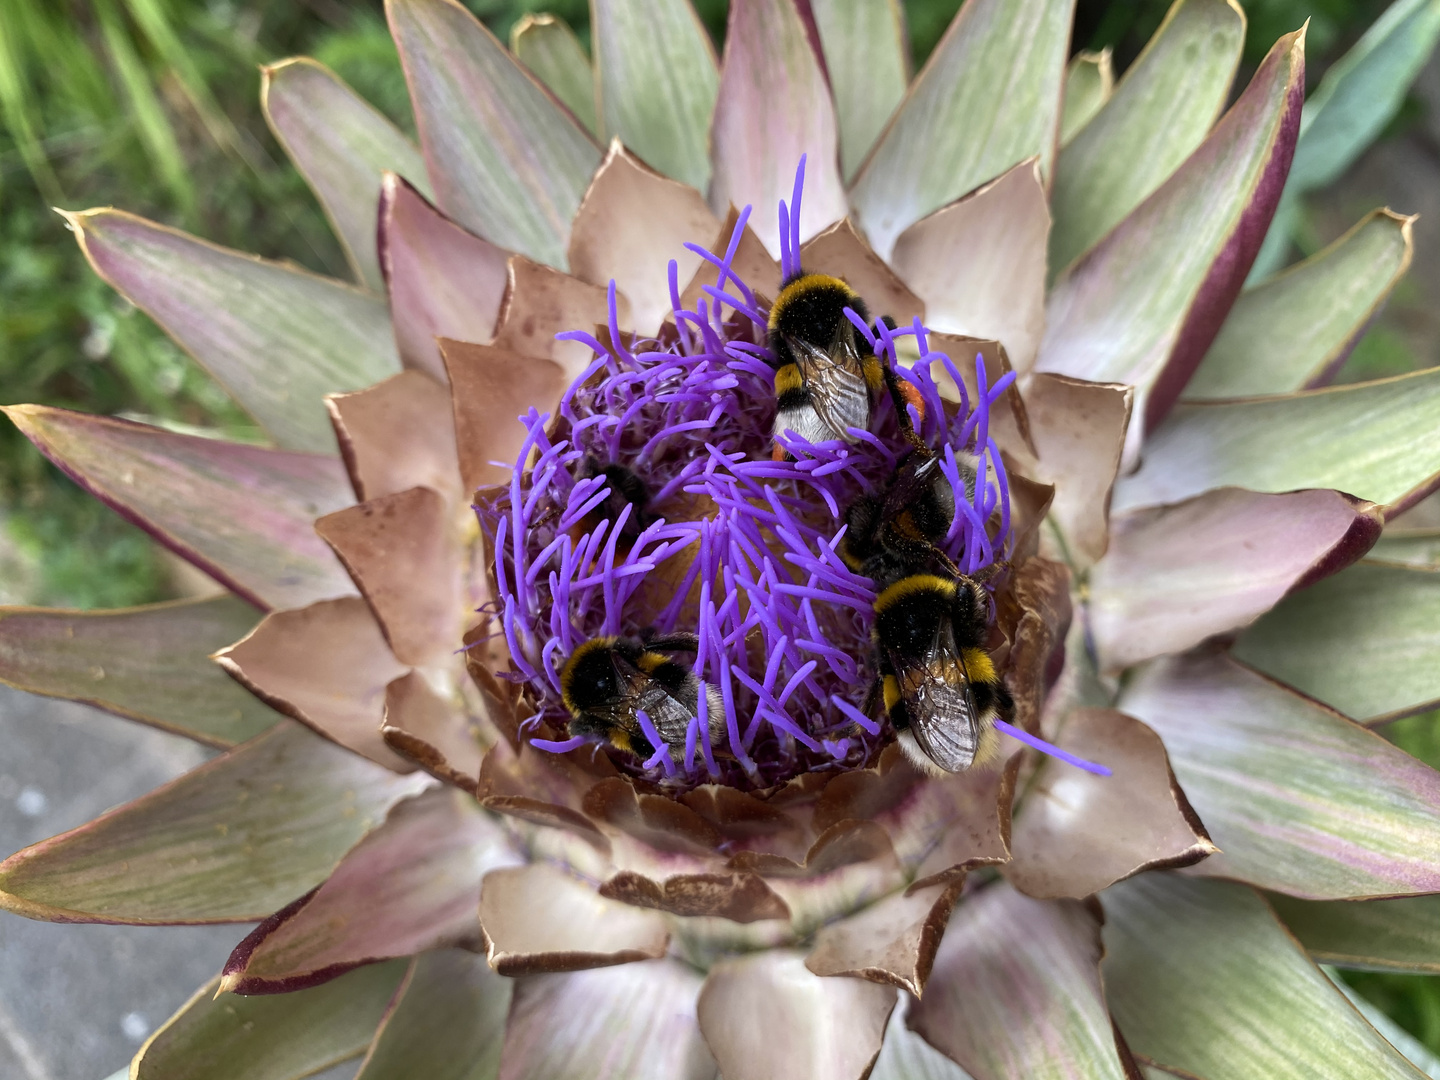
[0,686,243,1080]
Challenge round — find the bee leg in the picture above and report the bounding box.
[880,364,930,454]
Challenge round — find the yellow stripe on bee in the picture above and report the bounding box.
[882,675,901,713]
[774,363,804,397]
[961,647,997,684]
[608,727,633,753]
[861,355,885,392]
[636,651,665,675]
[875,574,958,609]
[768,273,858,329]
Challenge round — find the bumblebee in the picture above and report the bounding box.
[559,632,724,759]
[767,274,923,453]
[840,449,970,587]
[869,572,1012,776]
[573,456,650,547]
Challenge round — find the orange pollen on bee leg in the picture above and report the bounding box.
[899,380,926,423]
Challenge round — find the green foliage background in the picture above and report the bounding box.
[2,0,1437,1053]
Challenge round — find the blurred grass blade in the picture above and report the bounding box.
[121,0,258,169]
[1187,210,1415,398]
[1233,560,1440,724]
[1059,48,1112,145]
[93,0,193,214]
[510,14,597,135]
[1250,0,1440,281]
[0,6,63,203]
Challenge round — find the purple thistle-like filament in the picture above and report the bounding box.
[478,158,1024,789]
[994,720,1112,776]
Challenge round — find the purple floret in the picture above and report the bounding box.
[476,165,1018,791]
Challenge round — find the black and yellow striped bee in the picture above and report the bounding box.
[840,449,966,586]
[573,455,650,548]
[767,273,923,454]
[870,572,1011,776]
[559,633,723,759]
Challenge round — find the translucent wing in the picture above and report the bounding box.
[786,323,871,441]
[890,624,982,773]
[636,680,699,744]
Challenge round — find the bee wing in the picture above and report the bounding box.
[787,329,870,442]
[636,681,698,745]
[891,629,983,773]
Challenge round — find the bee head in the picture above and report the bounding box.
[560,636,624,715]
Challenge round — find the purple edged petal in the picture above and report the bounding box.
[0,723,429,923]
[1120,651,1440,899]
[910,881,1135,1080]
[708,0,847,256]
[64,208,399,453]
[1089,487,1381,671]
[0,596,279,747]
[500,959,717,1080]
[697,950,896,1080]
[1037,28,1306,436]
[386,0,601,269]
[220,788,518,993]
[1186,209,1416,399]
[1005,708,1215,900]
[1103,874,1429,1080]
[3,406,355,611]
[1048,0,1245,275]
[378,173,510,383]
[262,57,430,293]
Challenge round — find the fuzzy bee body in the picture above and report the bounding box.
[559,633,723,759]
[871,574,1011,775]
[768,274,887,450]
[574,456,650,547]
[840,450,967,588]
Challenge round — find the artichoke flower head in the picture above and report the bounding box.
[5,0,1440,1077]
